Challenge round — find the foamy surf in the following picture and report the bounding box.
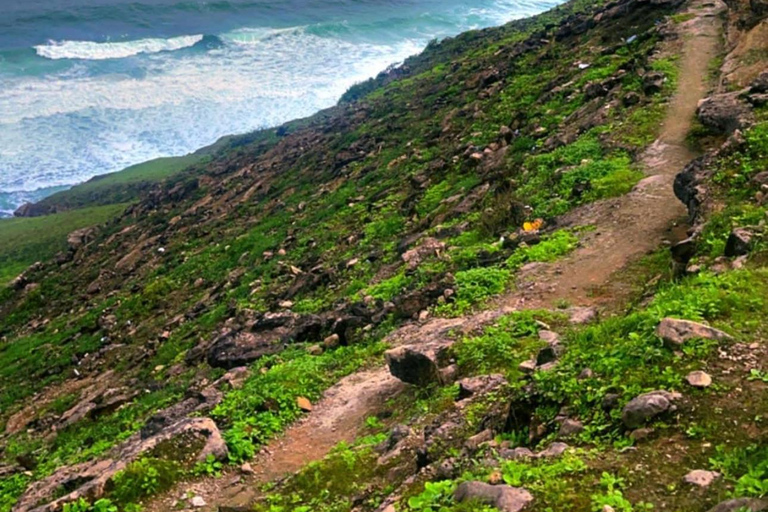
[34,34,205,60]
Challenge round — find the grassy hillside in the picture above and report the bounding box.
[0,0,765,510]
[0,204,127,287]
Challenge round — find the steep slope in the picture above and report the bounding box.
[1,0,766,510]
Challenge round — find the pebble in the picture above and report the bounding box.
[686,371,713,388]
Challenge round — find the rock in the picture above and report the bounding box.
[306,344,323,356]
[558,419,584,437]
[706,498,768,512]
[437,364,457,384]
[296,396,313,412]
[621,390,681,429]
[499,447,535,460]
[629,427,655,441]
[457,374,507,400]
[602,393,620,411]
[454,481,533,512]
[538,330,560,345]
[623,91,641,106]
[725,228,754,257]
[240,462,254,474]
[401,238,445,270]
[566,307,597,324]
[683,469,721,487]
[466,429,494,450]
[603,506,616,512]
[656,318,733,347]
[15,417,226,512]
[191,496,207,508]
[751,71,768,93]
[697,93,755,134]
[384,425,413,451]
[518,359,537,374]
[536,345,561,366]
[385,346,441,386]
[642,71,665,94]
[686,371,712,388]
[537,442,569,458]
[323,333,341,349]
[578,368,594,380]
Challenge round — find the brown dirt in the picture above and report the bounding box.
[142,2,725,510]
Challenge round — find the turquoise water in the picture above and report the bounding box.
[0,0,561,216]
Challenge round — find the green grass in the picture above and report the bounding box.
[30,154,203,212]
[0,204,127,286]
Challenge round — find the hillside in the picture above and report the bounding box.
[0,0,766,510]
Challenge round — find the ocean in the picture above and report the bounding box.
[0,0,561,217]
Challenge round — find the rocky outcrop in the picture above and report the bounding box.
[15,417,227,512]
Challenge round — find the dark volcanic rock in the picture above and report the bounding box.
[621,390,681,429]
[697,92,755,134]
[725,228,754,256]
[385,346,441,386]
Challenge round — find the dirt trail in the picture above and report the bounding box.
[144,3,723,510]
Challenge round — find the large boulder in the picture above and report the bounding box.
[655,318,733,347]
[385,346,441,386]
[454,481,533,512]
[696,93,754,134]
[621,390,681,429]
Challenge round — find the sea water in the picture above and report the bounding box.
[0,0,561,216]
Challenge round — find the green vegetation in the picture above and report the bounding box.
[0,203,126,286]
[28,154,203,212]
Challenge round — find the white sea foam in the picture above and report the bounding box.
[34,34,205,60]
[0,29,423,194]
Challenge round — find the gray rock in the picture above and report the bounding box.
[457,374,507,400]
[537,442,570,458]
[697,93,755,134]
[621,390,681,429]
[566,306,597,324]
[499,447,535,460]
[454,481,533,512]
[706,498,768,512]
[656,318,733,347]
[558,419,584,437]
[385,346,441,386]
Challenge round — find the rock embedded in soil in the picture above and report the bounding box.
[191,495,207,508]
[385,346,441,386]
[454,481,533,512]
[686,370,712,388]
[656,318,733,347]
[696,92,755,134]
[725,228,754,257]
[621,390,681,429]
[537,442,570,459]
[707,498,768,512]
[558,418,584,437]
[683,469,721,487]
[296,396,313,412]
